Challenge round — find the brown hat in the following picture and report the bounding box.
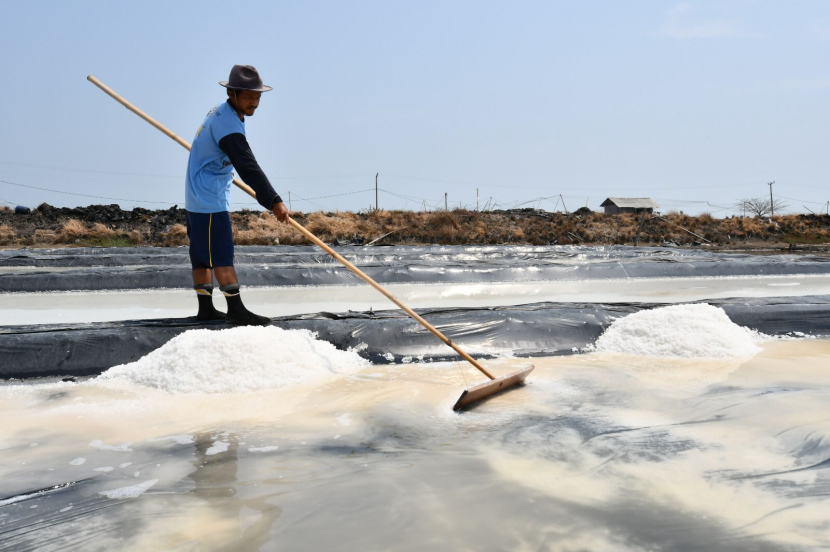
[219,65,272,92]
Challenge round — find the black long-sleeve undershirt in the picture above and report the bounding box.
[218,133,283,210]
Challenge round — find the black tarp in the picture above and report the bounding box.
[2,245,830,292]
[2,296,829,380]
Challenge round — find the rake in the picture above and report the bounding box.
[87,75,533,410]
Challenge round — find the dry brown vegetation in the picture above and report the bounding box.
[224,209,830,248]
[158,223,188,247]
[0,224,16,246]
[20,218,139,247]
[1,205,829,249]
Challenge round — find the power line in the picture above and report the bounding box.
[0,160,183,179]
[234,188,375,207]
[381,173,808,193]
[284,192,327,211]
[0,178,179,205]
[773,193,826,205]
[267,173,375,181]
[299,188,375,201]
[4,173,819,216]
[0,161,373,182]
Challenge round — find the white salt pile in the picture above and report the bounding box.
[98,326,370,394]
[596,303,761,359]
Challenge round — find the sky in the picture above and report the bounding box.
[0,0,827,216]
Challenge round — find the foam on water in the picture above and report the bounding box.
[98,326,371,394]
[98,479,158,499]
[206,440,229,456]
[596,303,761,359]
[248,446,279,453]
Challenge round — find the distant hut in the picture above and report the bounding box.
[600,197,659,215]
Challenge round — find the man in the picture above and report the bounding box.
[185,64,290,325]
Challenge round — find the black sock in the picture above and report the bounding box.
[194,284,225,321]
[220,283,270,326]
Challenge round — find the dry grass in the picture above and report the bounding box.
[31,229,58,245]
[3,208,829,248]
[128,229,145,245]
[0,224,16,246]
[52,219,132,246]
[233,211,306,245]
[59,219,87,241]
[159,223,188,247]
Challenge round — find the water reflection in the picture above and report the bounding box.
[1,341,828,550]
[187,432,283,551]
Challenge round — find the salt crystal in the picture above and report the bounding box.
[98,326,370,394]
[596,304,761,359]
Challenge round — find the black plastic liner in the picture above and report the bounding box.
[3,244,829,266]
[3,255,830,292]
[2,296,829,380]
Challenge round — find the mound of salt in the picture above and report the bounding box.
[98,326,370,393]
[596,303,761,359]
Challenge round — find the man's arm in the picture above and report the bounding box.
[218,133,284,212]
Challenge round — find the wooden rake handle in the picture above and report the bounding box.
[286,218,495,379]
[87,75,495,380]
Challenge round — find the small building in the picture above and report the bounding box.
[600,197,659,215]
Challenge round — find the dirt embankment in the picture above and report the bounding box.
[1,204,829,251]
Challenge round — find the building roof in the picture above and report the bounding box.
[600,197,660,209]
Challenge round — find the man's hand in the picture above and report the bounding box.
[272,201,289,224]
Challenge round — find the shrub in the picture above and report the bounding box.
[0,224,16,245]
[31,229,58,245]
[159,223,188,247]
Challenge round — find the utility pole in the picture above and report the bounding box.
[477,188,479,211]
[445,192,448,211]
[768,181,775,217]
[560,194,568,214]
[288,191,292,211]
[375,173,379,211]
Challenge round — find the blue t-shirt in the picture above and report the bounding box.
[185,102,245,213]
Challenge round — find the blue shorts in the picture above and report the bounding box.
[185,211,234,269]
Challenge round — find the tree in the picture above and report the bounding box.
[737,197,788,217]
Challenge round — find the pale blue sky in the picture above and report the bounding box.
[0,1,827,215]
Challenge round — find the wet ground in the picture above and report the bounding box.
[1,340,829,551]
[2,274,830,326]
[1,244,829,551]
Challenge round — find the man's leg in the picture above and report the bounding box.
[214,266,270,325]
[191,268,225,321]
[208,212,269,326]
[186,211,225,321]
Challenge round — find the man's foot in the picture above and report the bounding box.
[194,284,224,321]
[196,307,226,321]
[220,283,270,326]
[227,307,270,326]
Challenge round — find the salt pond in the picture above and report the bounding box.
[1,312,829,550]
[3,274,830,326]
[1,245,829,550]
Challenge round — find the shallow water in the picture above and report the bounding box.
[3,274,830,325]
[3,244,830,293]
[2,245,830,550]
[1,340,829,551]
